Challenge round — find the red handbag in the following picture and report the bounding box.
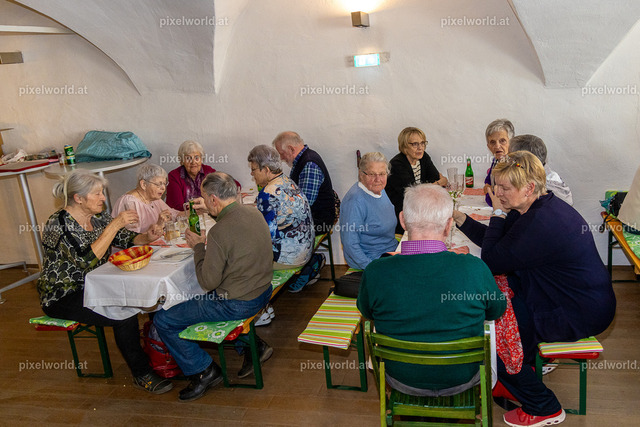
[141,321,182,378]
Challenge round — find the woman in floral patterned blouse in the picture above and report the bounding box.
[36,169,172,394]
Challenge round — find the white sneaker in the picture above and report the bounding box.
[255,310,272,326]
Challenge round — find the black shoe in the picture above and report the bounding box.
[237,338,273,378]
[178,361,223,402]
[133,371,174,394]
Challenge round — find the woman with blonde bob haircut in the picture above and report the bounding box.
[386,127,447,234]
[453,151,615,426]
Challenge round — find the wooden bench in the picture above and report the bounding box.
[297,292,367,392]
[28,315,113,378]
[535,336,603,415]
[602,212,640,280]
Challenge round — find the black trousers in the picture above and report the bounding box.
[43,291,151,378]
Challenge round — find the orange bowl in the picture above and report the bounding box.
[108,245,153,271]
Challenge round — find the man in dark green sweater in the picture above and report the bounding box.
[154,172,274,402]
[357,184,506,394]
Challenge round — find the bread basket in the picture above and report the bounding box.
[108,245,153,271]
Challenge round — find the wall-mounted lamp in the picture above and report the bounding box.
[351,11,370,27]
[0,52,23,64]
[348,52,390,68]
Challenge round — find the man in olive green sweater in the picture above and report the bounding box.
[357,184,506,395]
[154,172,274,402]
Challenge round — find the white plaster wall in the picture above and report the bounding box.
[1,0,638,267]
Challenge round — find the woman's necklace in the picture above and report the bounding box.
[66,207,92,230]
[136,189,150,205]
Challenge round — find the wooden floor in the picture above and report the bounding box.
[0,265,639,426]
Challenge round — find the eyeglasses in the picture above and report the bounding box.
[408,141,427,149]
[362,171,388,178]
[145,180,168,188]
[184,155,202,163]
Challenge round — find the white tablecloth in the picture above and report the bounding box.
[84,247,205,320]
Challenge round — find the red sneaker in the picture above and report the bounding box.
[504,408,566,427]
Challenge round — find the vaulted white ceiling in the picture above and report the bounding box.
[9,0,640,92]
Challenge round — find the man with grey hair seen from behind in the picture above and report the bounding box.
[509,134,573,205]
[357,184,505,395]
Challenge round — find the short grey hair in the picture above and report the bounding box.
[52,169,107,208]
[509,134,547,165]
[201,172,238,200]
[272,131,304,149]
[358,152,390,174]
[485,119,515,140]
[136,164,168,184]
[178,140,204,164]
[247,145,282,174]
[403,184,453,234]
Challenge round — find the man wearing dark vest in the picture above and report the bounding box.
[273,131,337,292]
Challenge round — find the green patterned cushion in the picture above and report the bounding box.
[271,267,302,288]
[346,268,363,274]
[623,230,640,259]
[179,320,244,343]
[29,315,78,328]
[314,233,326,250]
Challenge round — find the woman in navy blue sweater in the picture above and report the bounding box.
[453,151,615,427]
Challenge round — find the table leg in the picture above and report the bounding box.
[18,173,44,264]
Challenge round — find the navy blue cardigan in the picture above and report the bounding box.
[458,192,616,343]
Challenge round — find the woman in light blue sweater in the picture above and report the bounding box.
[340,152,398,270]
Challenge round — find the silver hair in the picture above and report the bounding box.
[136,164,168,184]
[485,119,515,140]
[402,184,453,234]
[509,134,547,165]
[178,140,204,164]
[247,145,282,174]
[52,169,107,208]
[201,172,238,200]
[358,152,390,174]
[272,131,304,149]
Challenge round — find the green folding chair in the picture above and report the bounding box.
[365,322,492,426]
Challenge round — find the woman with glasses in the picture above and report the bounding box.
[453,151,615,427]
[483,119,514,206]
[165,140,216,210]
[386,127,447,234]
[112,164,183,233]
[340,152,399,270]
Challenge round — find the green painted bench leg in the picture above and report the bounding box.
[247,322,263,389]
[217,342,231,387]
[322,324,367,392]
[67,325,113,378]
[577,358,587,415]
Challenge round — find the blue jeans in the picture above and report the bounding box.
[153,286,272,376]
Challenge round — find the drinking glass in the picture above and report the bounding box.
[447,167,458,184]
[455,174,465,193]
[164,221,180,246]
[123,202,138,228]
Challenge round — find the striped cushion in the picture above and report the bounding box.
[538,337,603,357]
[297,293,362,350]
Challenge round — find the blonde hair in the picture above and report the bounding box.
[397,127,427,155]
[493,151,547,196]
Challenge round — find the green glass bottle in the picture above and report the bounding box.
[465,158,474,188]
[188,200,201,234]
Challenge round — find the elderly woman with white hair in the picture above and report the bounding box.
[165,140,216,210]
[247,144,314,271]
[483,119,515,206]
[340,152,398,270]
[112,164,183,233]
[36,169,172,394]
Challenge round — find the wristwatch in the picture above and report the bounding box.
[492,209,506,217]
